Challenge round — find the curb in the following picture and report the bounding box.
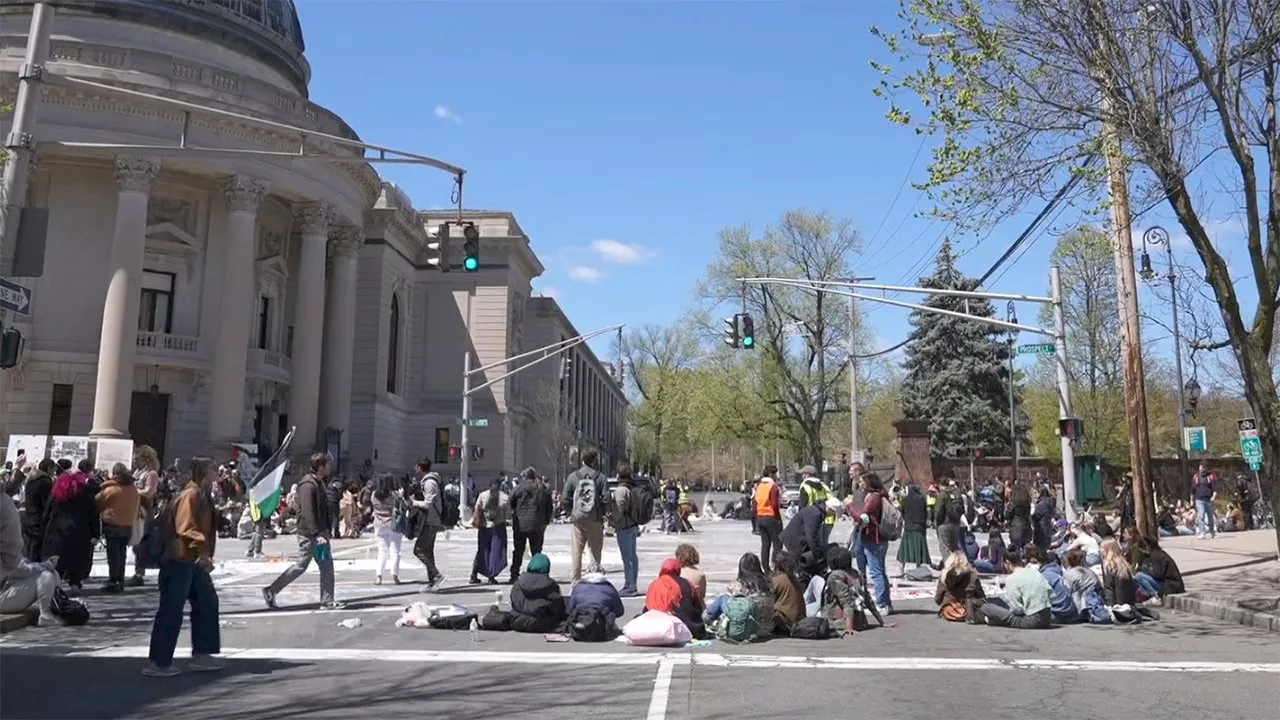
[0,611,34,634]
[1163,593,1280,633]
[1181,555,1277,578]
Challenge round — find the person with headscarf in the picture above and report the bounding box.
[41,459,100,589]
[507,553,567,633]
[644,558,706,639]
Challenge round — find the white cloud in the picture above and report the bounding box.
[591,238,655,265]
[433,105,461,124]
[568,265,604,282]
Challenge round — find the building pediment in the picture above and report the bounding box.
[256,255,288,295]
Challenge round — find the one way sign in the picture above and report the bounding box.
[0,278,32,316]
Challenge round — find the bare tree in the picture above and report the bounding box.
[875,0,1280,545]
[622,323,700,474]
[524,383,577,481]
[698,209,863,468]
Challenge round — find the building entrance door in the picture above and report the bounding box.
[129,391,171,464]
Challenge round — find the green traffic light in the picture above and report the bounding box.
[743,336,754,348]
[463,256,479,271]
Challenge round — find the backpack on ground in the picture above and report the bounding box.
[565,605,611,642]
[428,612,478,630]
[945,494,966,525]
[878,494,904,541]
[50,587,90,626]
[572,474,600,522]
[439,485,461,528]
[789,616,833,640]
[631,480,657,526]
[715,596,760,643]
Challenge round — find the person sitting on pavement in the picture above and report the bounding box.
[978,552,1053,629]
[1220,503,1246,532]
[568,569,626,628]
[1134,537,1184,599]
[934,551,985,623]
[770,550,806,634]
[821,546,876,634]
[1061,548,1102,611]
[1100,539,1139,607]
[0,492,59,625]
[1031,546,1081,624]
[1061,524,1102,566]
[675,544,707,604]
[704,552,775,638]
[973,531,1008,575]
[645,558,706,639]
[507,553,568,633]
[781,494,829,580]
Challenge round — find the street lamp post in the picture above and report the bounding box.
[1006,301,1020,483]
[1140,226,1190,486]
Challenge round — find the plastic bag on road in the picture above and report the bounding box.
[337,617,363,629]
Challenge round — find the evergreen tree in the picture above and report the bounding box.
[900,240,1024,456]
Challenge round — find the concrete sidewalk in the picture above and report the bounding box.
[1161,529,1280,632]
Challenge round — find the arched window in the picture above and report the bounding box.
[387,293,401,394]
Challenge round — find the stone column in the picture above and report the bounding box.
[90,157,161,438]
[207,174,269,444]
[319,225,362,448]
[288,202,332,450]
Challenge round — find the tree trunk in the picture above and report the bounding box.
[1238,337,1280,556]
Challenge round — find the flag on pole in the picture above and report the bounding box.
[247,426,295,522]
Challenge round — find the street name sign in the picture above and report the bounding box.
[1017,343,1056,355]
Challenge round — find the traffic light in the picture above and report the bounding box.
[0,327,22,369]
[426,223,450,272]
[462,223,480,272]
[739,314,755,349]
[1058,417,1084,442]
[722,315,740,348]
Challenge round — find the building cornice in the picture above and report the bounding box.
[528,296,627,403]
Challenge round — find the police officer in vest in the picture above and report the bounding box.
[798,465,835,545]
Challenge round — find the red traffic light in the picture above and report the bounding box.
[448,445,461,460]
[975,448,985,459]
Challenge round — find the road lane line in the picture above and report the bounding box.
[2,646,1278,674]
[646,658,674,720]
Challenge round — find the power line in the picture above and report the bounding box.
[858,137,928,266]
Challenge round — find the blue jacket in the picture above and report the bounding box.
[1040,562,1081,623]
[568,576,625,623]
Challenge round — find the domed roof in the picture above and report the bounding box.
[4,0,312,93]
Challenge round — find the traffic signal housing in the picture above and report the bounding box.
[426,223,450,272]
[0,327,23,369]
[722,315,740,348]
[739,314,755,349]
[462,223,480,272]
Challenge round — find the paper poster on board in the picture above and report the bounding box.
[93,439,135,470]
[49,436,91,464]
[5,435,48,466]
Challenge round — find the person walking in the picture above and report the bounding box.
[896,483,931,578]
[370,473,404,586]
[561,448,608,584]
[752,466,783,571]
[19,459,56,562]
[1191,462,1218,539]
[409,459,447,590]
[128,445,162,586]
[470,478,509,585]
[41,459,100,590]
[96,463,141,593]
[508,467,552,582]
[144,457,223,677]
[610,461,641,596]
[262,453,343,610]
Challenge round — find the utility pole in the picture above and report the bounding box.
[848,293,859,462]
[1050,267,1080,519]
[0,2,53,276]
[1006,301,1020,482]
[1101,95,1158,541]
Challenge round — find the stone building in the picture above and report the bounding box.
[0,0,627,478]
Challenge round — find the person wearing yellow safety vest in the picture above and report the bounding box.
[798,466,835,546]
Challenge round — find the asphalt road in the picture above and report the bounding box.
[3,517,1279,720]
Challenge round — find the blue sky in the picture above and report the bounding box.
[296,0,1249,377]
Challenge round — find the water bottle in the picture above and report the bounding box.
[494,590,503,610]
[468,616,480,643]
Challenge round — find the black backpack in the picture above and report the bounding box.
[136,501,176,570]
[945,494,966,525]
[50,587,90,626]
[631,480,657,526]
[565,605,611,642]
[440,486,461,528]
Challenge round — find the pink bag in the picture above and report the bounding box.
[623,610,693,647]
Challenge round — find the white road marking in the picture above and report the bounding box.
[646,658,674,720]
[2,645,1278,674]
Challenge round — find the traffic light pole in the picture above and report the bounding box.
[459,323,624,512]
[738,272,1079,522]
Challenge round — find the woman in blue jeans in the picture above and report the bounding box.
[144,457,222,677]
[854,472,892,615]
